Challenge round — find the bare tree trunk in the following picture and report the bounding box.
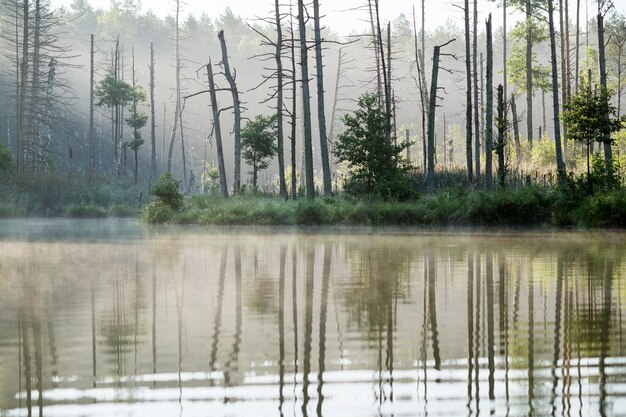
[179,106,187,187]
[473,0,480,181]
[597,13,613,174]
[290,9,298,200]
[30,0,41,169]
[297,0,315,199]
[559,0,569,165]
[413,6,428,174]
[89,34,95,174]
[503,0,508,103]
[427,40,455,181]
[373,1,391,140]
[575,0,580,91]
[511,93,522,166]
[497,85,506,187]
[218,30,242,193]
[149,42,157,184]
[486,15,494,190]
[427,44,441,180]
[207,61,229,198]
[312,0,332,196]
[167,0,181,176]
[275,0,287,198]
[328,48,345,143]
[464,0,474,181]
[548,0,566,177]
[367,0,383,102]
[17,0,29,175]
[525,1,534,145]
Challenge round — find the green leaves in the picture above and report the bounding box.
[241,114,279,187]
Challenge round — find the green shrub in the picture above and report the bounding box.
[150,173,183,210]
[0,143,15,174]
[143,201,174,224]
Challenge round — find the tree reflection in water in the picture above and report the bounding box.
[1,227,625,417]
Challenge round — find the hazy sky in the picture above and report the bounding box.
[50,0,626,35]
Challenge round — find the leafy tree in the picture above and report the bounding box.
[334,93,413,199]
[95,71,136,175]
[241,114,278,190]
[0,142,15,174]
[562,77,626,184]
[150,173,183,210]
[125,87,148,184]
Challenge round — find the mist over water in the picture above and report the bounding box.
[0,220,625,416]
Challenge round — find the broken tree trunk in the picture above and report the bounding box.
[218,30,242,194]
[207,60,229,198]
[275,0,287,198]
[497,85,506,187]
[548,0,566,177]
[598,13,613,174]
[464,0,474,181]
[149,42,157,184]
[297,0,315,199]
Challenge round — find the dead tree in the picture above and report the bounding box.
[312,0,332,196]
[275,0,287,198]
[412,6,428,174]
[486,15,494,189]
[374,0,391,140]
[149,42,157,184]
[218,30,242,194]
[89,34,95,174]
[427,39,456,181]
[289,6,298,200]
[497,85,506,187]
[511,93,522,167]
[473,0,481,180]
[598,12,613,173]
[548,0,566,177]
[17,0,29,174]
[297,0,315,199]
[464,0,474,181]
[525,1,534,145]
[167,0,181,176]
[207,60,229,198]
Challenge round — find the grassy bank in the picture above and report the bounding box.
[143,186,626,228]
[0,174,143,218]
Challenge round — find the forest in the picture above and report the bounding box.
[1,0,626,227]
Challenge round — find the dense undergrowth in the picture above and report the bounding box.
[143,184,626,228]
[0,173,143,218]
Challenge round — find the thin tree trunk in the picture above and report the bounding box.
[548,0,566,177]
[373,1,391,140]
[30,0,41,169]
[89,34,95,174]
[559,0,569,165]
[497,85,506,187]
[149,42,157,184]
[565,0,571,160]
[465,0,474,181]
[413,6,428,174]
[275,0,287,198]
[297,0,315,199]
[511,93,522,166]
[502,0,509,103]
[312,0,332,196]
[427,44,441,180]
[525,1,534,145]
[207,61,229,198]
[290,9,298,200]
[473,0,481,181]
[179,106,187,187]
[486,14,494,190]
[17,0,29,175]
[598,13,613,173]
[167,0,181,176]
[218,30,242,193]
[575,0,581,91]
[368,0,383,102]
[328,48,345,143]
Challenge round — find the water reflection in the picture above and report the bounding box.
[0,223,626,416]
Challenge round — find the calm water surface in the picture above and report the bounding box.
[0,219,625,417]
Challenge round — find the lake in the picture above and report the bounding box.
[0,220,624,417]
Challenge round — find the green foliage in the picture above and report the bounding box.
[562,77,626,180]
[149,173,183,210]
[334,93,414,200]
[143,201,174,224]
[95,72,135,109]
[241,114,278,189]
[507,19,550,95]
[125,87,148,151]
[0,143,15,174]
